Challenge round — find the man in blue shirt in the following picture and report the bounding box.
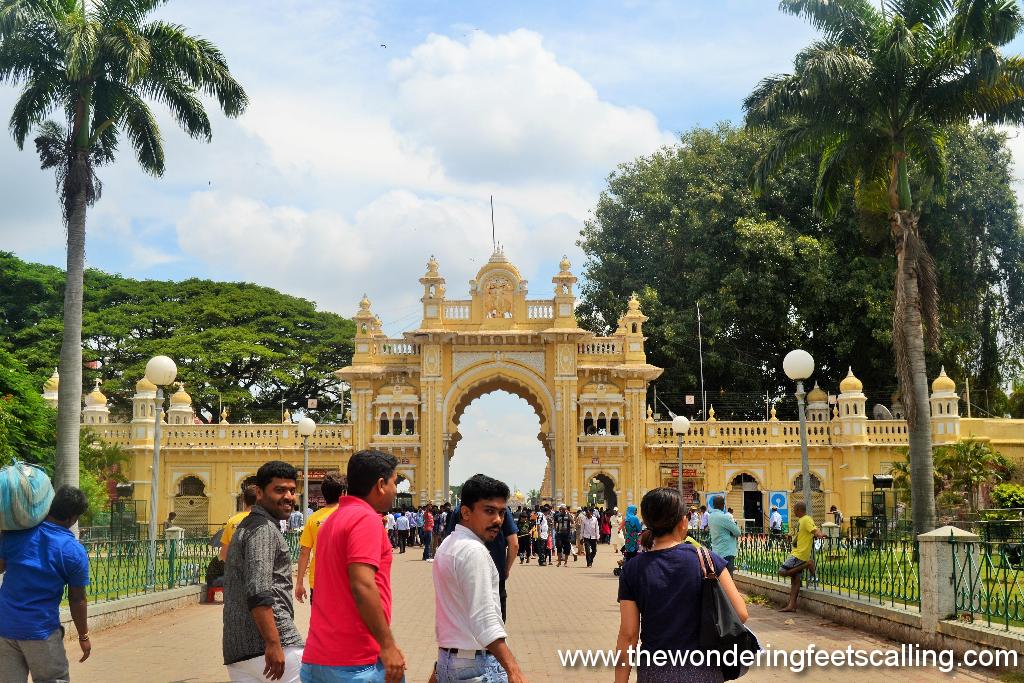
[0,486,91,681]
[707,495,742,574]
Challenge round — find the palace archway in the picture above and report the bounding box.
[337,248,663,507]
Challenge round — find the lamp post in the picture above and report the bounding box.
[783,349,815,518]
[671,415,690,497]
[144,355,176,588]
[296,417,316,520]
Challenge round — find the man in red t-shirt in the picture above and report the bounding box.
[422,504,435,562]
[301,450,405,683]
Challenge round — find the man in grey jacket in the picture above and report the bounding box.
[223,461,304,682]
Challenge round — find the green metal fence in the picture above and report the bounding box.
[81,530,303,605]
[733,533,920,608]
[950,536,1024,630]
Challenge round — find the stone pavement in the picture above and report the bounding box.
[69,542,1006,682]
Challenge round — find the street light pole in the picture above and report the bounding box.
[671,415,690,497]
[296,417,316,520]
[783,349,815,518]
[144,355,177,589]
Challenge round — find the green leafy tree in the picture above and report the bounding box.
[578,124,1024,420]
[990,483,1024,509]
[1,253,356,423]
[0,0,248,489]
[934,439,1014,512]
[743,0,1024,535]
[0,347,55,467]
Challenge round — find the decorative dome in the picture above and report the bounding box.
[807,382,828,404]
[85,379,107,405]
[627,293,641,313]
[43,368,59,392]
[932,367,956,394]
[488,245,510,264]
[559,255,571,273]
[135,376,157,393]
[839,367,863,393]
[170,383,192,405]
[426,255,439,276]
[359,294,371,311]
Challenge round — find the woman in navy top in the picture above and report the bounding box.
[615,488,748,683]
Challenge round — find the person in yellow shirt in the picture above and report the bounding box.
[777,501,827,612]
[294,471,346,604]
[219,484,259,561]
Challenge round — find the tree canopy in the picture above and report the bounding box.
[1,252,356,423]
[577,123,1024,419]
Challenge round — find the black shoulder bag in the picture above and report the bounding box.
[695,546,759,680]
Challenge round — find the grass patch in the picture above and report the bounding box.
[744,592,773,607]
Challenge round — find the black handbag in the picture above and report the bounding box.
[695,547,759,680]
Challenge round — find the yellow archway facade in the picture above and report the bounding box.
[337,249,662,508]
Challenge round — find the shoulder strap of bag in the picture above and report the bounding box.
[695,545,718,581]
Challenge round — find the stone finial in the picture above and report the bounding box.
[769,405,779,422]
[627,293,641,313]
[359,294,371,311]
[219,407,230,424]
[646,405,653,421]
[426,255,439,276]
[559,255,571,273]
[707,405,717,422]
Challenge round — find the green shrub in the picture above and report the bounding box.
[990,483,1024,509]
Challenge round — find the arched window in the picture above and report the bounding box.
[792,473,822,491]
[178,476,206,497]
[597,412,607,435]
[583,412,594,435]
[631,323,638,333]
[405,412,415,435]
[392,412,402,436]
[610,412,620,436]
[380,412,390,435]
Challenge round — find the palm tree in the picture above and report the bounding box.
[0,0,247,488]
[744,0,1024,536]
[934,439,1014,512]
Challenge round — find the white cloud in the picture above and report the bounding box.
[389,30,672,183]
[175,189,581,325]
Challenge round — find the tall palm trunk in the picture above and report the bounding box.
[892,209,937,536]
[54,153,89,490]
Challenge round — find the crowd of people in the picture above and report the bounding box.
[0,447,832,683]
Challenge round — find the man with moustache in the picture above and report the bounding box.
[432,475,528,683]
[223,461,303,682]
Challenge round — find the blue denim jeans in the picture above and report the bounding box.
[301,660,405,683]
[434,650,508,683]
[422,531,433,560]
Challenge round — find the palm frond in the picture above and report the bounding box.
[9,71,64,146]
[142,21,248,117]
[952,0,1023,48]
[140,71,211,140]
[119,92,163,174]
[887,0,953,30]
[100,18,151,83]
[62,12,99,81]
[93,0,167,28]
[780,0,883,48]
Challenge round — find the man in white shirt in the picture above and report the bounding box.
[432,475,528,683]
[769,506,784,547]
[395,510,410,553]
[384,508,396,548]
[580,508,600,567]
[535,509,550,567]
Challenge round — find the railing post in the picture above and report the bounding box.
[917,525,979,632]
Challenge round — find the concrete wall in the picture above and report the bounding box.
[59,586,205,641]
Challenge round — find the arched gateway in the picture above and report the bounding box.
[337,249,662,508]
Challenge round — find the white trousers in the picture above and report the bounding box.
[226,647,304,683]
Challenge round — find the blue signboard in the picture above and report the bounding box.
[705,491,726,509]
[769,491,789,527]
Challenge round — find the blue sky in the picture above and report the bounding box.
[3,1,1023,492]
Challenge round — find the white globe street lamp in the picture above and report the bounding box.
[784,349,815,532]
[144,355,176,588]
[671,415,691,497]
[296,417,316,520]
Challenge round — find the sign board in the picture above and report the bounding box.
[591,457,600,464]
[400,458,410,465]
[705,491,726,509]
[671,468,702,478]
[307,399,318,409]
[769,491,789,527]
[685,395,695,405]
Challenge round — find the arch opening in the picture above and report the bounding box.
[448,390,548,508]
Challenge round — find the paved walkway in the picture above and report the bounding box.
[69,543,1006,682]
